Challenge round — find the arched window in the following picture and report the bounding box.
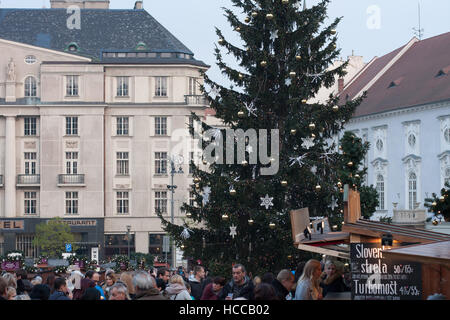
[445,167,450,186]
[376,174,385,210]
[408,172,417,209]
[24,76,37,97]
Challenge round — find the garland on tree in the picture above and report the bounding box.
[424,182,450,222]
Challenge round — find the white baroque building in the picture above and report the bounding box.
[338,33,450,221]
[0,0,208,263]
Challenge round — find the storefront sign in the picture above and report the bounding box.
[1,261,20,271]
[351,243,422,300]
[0,220,24,230]
[61,220,97,227]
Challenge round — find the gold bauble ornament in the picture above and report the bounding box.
[248,219,254,225]
[301,99,307,104]
[432,220,439,226]
[287,255,292,259]
[222,214,229,221]
[440,196,445,202]
[333,105,339,112]
[311,133,316,139]
[432,201,437,206]
[289,71,296,78]
[238,111,245,118]
[281,180,288,187]
[315,184,321,192]
[331,29,337,35]
[195,183,200,189]
[290,129,297,135]
[218,38,225,45]
[260,60,267,67]
[332,43,337,49]
[295,55,302,61]
[355,174,360,179]
[266,13,274,20]
[239,73,244,79]
[241,160,248,166]
[309,123,316,130]
[245,17,250,23]
[186,212,192,218]
[230,188,237,196]
[337,181,342,188]
[269,222,276,229]
[202,159,207,165]
[193,177,200,183]
[180,244,185,249]
[347,161,354,167]
[235,27,241,32]
[282,0,289,4]
[251,11,258,17]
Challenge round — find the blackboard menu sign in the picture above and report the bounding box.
[350,243,422,300]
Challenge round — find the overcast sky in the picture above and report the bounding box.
[2,0,450,86]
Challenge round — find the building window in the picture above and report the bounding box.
[155,77,168,97]
[408,172,417,210]
[445,167,450,186]
[189,77,197,95]
[445,128,450,144]
[24,152,37,175]
[116,152,129,175]
[16,234,39,258]
[66,117,78,135]
[116,117,129,135]
[149,234,172,262]
[24,76,37,97]
[117,191,129,215]
[155,191,167,214]
[24,117,37,136]
[65,191,79,215]
[155,117,167,135]
[155,152,167,174]
[24,191,37,215]
[66,75,79,96]
[408,134,416,148]
[104,234,135,257]
[117,77,129,97]
[376,174,385,210]
[66,152,78,174]
[24,55,37,64]
[376,139,383,152]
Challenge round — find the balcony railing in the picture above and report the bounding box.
[58,174,85,185]
[17,174,40,186]
[185,95,208,105]
[392,209,426,225]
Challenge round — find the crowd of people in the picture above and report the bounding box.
[0,258,351,301]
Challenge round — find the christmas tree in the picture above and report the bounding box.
[424,182,450,222]
[335,131,379,224]
[158,0,363,275]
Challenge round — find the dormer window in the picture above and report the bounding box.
[67,42,80,52]
[136,41,147,50]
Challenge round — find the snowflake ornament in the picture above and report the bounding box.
[301,137,315,150]
[230,225,237,239]
[289,155,306,167]
[260,194,274,210]
[285,78,292,86]
[310,165,317,174]
[181,227,192,240]
[270,30,279,42]
[244,101,257,116]
[328,196,338,211]
[202,186,211,205]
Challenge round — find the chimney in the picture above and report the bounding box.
[338,78,344,93]
[134,1,143,9]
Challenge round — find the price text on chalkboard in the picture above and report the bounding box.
[350,243,422,300]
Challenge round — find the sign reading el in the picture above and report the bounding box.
[0,220,24,230]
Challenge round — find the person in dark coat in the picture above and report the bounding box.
[15,269,29,295]
[29,284,51,300]
[49,277,71,300]
[188,265,205,300]
[271,270,295,300]
[81,287,101,300]
[220,264,255,300]
[200,276,226,300]
[254,283,278,300]
[319,261,348,298]
[74,270,94,300]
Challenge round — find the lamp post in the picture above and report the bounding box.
[126,225,131,260]
[167,156,184,269]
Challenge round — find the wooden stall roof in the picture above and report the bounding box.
[295,232,351,260]
[342,219,450,243]
[382,241,450,266]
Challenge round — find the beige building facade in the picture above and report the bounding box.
[0,2,208,264]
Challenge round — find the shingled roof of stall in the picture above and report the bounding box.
[0,7,208,67]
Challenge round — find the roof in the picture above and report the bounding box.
[382,241,450,266]
[0,8,206,66]
[340,32,450,118]
[342,219,450,243]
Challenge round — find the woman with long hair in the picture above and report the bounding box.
[102,272,117,299]
[294,259,323,300]
[119,272,136,300]
[164,274,191,300]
